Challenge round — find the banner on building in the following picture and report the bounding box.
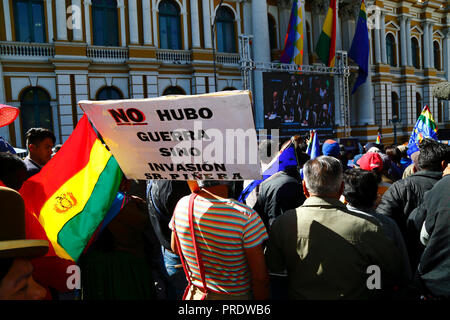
[79,91,261,181]
[263,72,335,134]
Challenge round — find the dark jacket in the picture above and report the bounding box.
[412,175,450,298]
[146,180,191,250]
[24,156,42,178]
[376,170,442,269]
[253,167,305,230]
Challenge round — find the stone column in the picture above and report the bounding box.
[190,0,201,48]
[56,0,68,40]
[142,0,152,45]
[242,0,252,35]
[429,23,434,69]
[423,22,430,68]
[84,0,92,45]
[2,0,12,41]
[252,0,271,129]
[444,28,450,80]
[181,5,188,50]
[45,0,54,42]
[374,23,381,63]
[129,0,139,44]
[118,0,127,46]
[202,0,212,48]
[399,15,407,66]
[152,2,158,47]
[406,17,412,66]
[380,11,386,64]
[71,0,83,41]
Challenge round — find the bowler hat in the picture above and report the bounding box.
[0,187,48,259]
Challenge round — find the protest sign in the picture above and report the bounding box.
[79,90,262,181]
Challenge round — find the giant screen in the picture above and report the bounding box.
[263,72,335,134]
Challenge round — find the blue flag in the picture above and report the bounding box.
[238,141,298,203]
[348,0,369,94]
[308,130,321,159]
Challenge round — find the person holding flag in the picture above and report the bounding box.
[280,0,304,65]
[348,0,370,94]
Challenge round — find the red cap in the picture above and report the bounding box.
[357,152,383,172]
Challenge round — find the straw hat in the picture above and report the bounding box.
[0,187,48,259]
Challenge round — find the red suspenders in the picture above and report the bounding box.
[174,193,209,300]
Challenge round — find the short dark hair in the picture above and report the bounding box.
[343,168,378,209]
[418,138,450,172]
[385,145,401,164]
[0,152,27,190]
[25,128,56,149]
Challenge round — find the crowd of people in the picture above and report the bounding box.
[0,124,449,301]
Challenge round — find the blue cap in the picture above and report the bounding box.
[322,139,340,157]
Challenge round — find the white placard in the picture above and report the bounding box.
[79,90,262,181]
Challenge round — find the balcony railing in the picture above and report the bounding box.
[87,46,129,63]
[0,42,55,58]
[215,52,240,65]
[156,49,192,64]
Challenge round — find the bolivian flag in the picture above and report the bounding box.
[20,114,122,261]
[315,0,337,67]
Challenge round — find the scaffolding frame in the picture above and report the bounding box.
[239,35,353,137]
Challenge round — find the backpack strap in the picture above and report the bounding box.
[173,193,209,300]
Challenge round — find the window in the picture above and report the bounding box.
[433,41,441,71]
[411,37,420,69]
[416,92,422,118]
[159,0,182,50]
[13,0,46,42]
[268,14,277,51]
[96,86,123,100]
[391,91,399,119]
[20,87,52,140]
[92,0,119,46]
[216,7,236,53]
[386,33,396,67]
[162,86,185,95]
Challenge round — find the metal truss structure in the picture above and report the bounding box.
[239,35,353,137]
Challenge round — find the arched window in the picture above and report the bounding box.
[92,0,119,46]
[159,0,182,50]
[391,91,399,119]
[416,92,422,118]
[162,86,185,95]
[411,37,420,69]
[386,33,396,67]
[268,14,277,51]
[216,6,236,53]
[13,0,46,42]
[20,87,52,140]
[433,41,441,71]
[96,86,123,100]
[437,100,443,123]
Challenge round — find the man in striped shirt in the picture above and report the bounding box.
[170,180,269,300]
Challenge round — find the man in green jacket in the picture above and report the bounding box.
[265,156,405,299]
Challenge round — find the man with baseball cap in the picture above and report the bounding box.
[0,186,48,300]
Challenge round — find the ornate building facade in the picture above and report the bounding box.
[0,0,448,147]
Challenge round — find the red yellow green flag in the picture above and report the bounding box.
[20,114,123,261]
[315,0,337,67]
